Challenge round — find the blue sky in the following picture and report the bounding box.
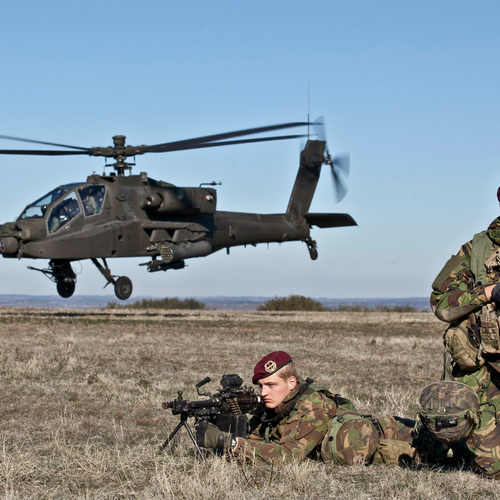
[0,0,499,299]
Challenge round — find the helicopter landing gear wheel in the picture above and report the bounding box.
[304,237,318,261]
[57,280,76,298]
[114,276,132,300]
[91,258,134,300]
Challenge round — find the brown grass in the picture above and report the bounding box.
[1,308,499,499]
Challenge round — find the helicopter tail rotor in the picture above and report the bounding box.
[312,116,350,203]
[328,153,350,203]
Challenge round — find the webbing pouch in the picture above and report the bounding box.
[444,315,484,371]
[478,304,500,354]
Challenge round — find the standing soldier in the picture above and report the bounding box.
[431,198,500,479]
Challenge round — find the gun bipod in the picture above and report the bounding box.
[158,414,206,461]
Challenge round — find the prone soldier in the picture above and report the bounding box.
[197,351,419,465]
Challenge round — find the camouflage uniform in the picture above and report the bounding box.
[322,412,416,465]
[431,217,500,478]
[230,350,423,465]
[233,378,340,462]
[232,378,415,464]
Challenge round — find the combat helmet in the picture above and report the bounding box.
[419,381,480,444]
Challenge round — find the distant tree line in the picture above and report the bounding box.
[106,294,422,312]
[257,295,330,312]
[107,297,206,310]
[257,295,420,313]
[335,303,418,313]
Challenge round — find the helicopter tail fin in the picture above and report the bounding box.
[286,140,325,222]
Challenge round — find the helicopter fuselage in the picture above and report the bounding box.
[0,173,310,262]
[0,140,356,299]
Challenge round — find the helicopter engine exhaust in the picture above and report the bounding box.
[144,192,163,209]
[142,187,217,215]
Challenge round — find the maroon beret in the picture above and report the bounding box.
[252,351,292,384]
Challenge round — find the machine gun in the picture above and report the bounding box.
[160,374,263,460]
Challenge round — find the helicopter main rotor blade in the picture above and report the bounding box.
[0,134,90,151]
[0,120,318,162]
[312,116,326,142]
[144,122,311,153]
[145,133,306,153]
[0,149,89,156]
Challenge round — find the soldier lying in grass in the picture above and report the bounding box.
[198,351,427,465]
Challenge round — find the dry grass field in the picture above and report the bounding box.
[1,308,499,499]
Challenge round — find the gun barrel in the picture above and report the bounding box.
[162,377,262,420]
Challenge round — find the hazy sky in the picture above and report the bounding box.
[0,0,499,300]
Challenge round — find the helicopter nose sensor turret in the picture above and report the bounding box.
[0,236,19,255]
[0,221,23,257]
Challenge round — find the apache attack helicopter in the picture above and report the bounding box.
[0,121,356,300]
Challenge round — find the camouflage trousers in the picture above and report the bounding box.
[321,411,415,464]
[450,363,500,478]
[322,410,468,467]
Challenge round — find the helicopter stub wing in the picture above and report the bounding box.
[303,213,357,228]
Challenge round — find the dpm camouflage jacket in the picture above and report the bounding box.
[232,379,348,463]
[431,217,500,323]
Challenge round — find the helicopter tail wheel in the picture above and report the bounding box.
[304,237,318,261]
[57,280,76,298]
[114,276,133,300]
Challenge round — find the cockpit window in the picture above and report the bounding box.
[19,187,68,219]
[78,185,106,217]
[48,193,81,233]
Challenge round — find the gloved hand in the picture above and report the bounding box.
[491,283,500,303]
[196,422,235,450]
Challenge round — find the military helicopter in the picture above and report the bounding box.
[0,121,356,300]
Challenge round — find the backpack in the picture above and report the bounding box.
[321,411,379,464]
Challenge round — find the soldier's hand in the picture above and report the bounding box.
[230,436,246,456]
[198,423,234,450]
[490,284,500,303]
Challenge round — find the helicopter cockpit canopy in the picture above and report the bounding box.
[48,192,81,233]
[18,183,107,233]
[47,185,107,233]
[19,187,69,220]
[77,185,105,217]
